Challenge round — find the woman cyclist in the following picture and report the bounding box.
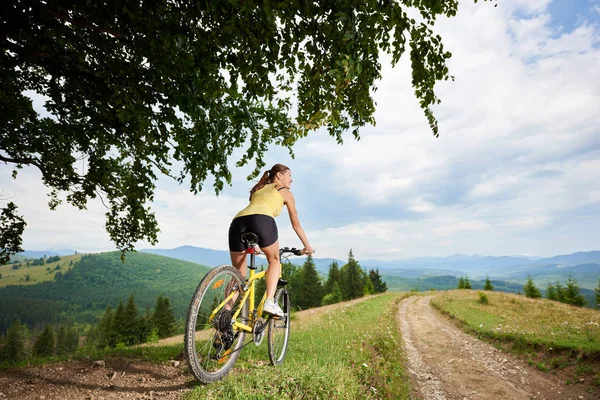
[228,163,314,317]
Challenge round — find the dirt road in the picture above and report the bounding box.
[398,295,591,400]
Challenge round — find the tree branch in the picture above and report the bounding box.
[0,153,43,171]
[0,153,83,186]
[43,8,129,39]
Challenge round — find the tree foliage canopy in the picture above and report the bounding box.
[1,0,488,257]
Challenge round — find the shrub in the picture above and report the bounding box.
[478,292,489,305]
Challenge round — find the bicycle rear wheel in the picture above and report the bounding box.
[268,287,290,365]
[185,265,248,383]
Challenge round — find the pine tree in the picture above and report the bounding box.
[5,320,27,362]
[483,275,494,291]
[67,326,79,352]
[122,294,140,345]
[341,249,364,300]
[563,274,585,307]
[363,274,375,295]
[0,334,6,362]
[546,283,557,301]
[284,262,301,309]
[322,282,343,306]
[255,266,267,301]
[33,325,55,357]
[464,275,472,290]
[138,305,153,343]
[457,277,465,289]
[113,300,127,345]
[55,326,68,355]
[523,276,542,298]
[295,255,324,309]
[85,326,99,349]
[324,261,340,295]
[368,269,387,293]
[152,295,176,338]
[554,281,566,303]
[595,278,600,310]
[97,305,116,348]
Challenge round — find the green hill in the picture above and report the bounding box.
[0,252,211,333]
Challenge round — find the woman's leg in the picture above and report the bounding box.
[229,251,247,278]
[226,251,247,309]
[260,240,280,299]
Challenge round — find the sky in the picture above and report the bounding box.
[2,0,599,261]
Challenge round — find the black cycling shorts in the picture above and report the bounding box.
[228,214,278,252]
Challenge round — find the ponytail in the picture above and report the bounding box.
[249,163,289,200]
[249,171,271,200]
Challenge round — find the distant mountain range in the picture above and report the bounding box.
[20,249,78,258]
[19,247,600,289]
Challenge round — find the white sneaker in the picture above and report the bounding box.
[263,298,284,317]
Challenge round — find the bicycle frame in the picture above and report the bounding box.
[208,248,271,334]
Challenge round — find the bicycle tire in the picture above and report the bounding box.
[185,265,248,383]
[267,287,290,365]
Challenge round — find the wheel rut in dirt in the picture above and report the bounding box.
[398,295,591,400]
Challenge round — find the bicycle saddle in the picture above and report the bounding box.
[240,232,259,248]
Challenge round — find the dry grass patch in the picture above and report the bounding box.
[431,290,600,355]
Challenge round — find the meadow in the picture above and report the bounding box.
[0,254,84,287]
[184,293,411,399]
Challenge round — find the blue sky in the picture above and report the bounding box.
[2,0,599,261]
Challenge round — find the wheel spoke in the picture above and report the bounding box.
[185,266,248,383]
[268,288,290,365]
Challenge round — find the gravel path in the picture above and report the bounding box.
[398,295,591,400]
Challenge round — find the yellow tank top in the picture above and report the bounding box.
[234,184,285,219]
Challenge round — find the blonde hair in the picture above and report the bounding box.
[249,163,289,200]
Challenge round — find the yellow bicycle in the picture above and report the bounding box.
[185,232,301,383]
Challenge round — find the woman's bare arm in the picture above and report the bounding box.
[280,189,313,253]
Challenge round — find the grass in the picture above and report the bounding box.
[0,254,84,287]
[73,343,184,364]
[431,290,600,394]
[431,290,600,355]
[185,293,412,400]
[0,342,184,370]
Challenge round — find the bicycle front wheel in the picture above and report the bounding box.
[185,265,248,383]
[268,287,290,365]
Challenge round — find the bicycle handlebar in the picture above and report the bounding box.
[279,247,303,256]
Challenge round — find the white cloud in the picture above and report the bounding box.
[146,186,248,251]
[3,0,599,261]
[289,0,600,259]
[0,167,112,252]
